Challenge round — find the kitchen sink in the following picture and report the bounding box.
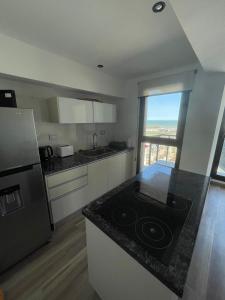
[79,147,116,157]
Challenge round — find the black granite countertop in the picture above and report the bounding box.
[42,148,133,176]
[82,164,210,297]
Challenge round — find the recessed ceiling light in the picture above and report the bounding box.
[152,1,166,13]
[97,64,104,68]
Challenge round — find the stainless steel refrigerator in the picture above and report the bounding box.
[0,107,52,273]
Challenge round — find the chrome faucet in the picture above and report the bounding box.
[92,133,98,149]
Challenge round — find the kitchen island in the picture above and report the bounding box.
[83,164,210,300]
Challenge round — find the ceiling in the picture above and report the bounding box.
[0,0,198,79]
[170,0,225,73]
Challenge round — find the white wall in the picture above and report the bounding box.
[180,70,225,175]
[0,33,125,98]
[114,80,139,174]
[0,76,117,151]
[170,0,225,73]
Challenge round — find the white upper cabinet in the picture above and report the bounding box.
[93,102,116,123]
[48,97,117,124]
[48,97,93,124]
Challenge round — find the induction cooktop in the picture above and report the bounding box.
[98,181,192,265]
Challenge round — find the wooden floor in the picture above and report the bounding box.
[182,182,225,300]
[0,212,101,300]
[0,182,225,300]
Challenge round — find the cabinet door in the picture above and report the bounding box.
[88,159,108,201]
[93,102,116,123]
[107,154,123,191]
[108,152,133,191]
[121,151,133,181]
[51,185,88,223]
[58,98,93,123]
[46,166,87,188]
[48,176,88,200]
[46,165,89,223]
[48,97,93,124]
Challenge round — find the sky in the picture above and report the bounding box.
[147,92,182,121]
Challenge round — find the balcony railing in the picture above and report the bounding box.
[143,143,177,168]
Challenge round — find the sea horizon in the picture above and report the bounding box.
[147,120,178,128]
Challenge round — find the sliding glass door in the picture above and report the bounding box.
[211,111,225,180]
[137,92,189,172]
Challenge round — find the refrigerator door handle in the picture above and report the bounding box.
[0,165,33,177]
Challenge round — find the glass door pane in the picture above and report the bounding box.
[216,138,225,177]
[211,109,225,180]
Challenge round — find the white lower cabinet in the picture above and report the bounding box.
[120,151,133,181]
[107,151,133,191]
[48,176,88,201]
[51,185,88,223]
[46,166,87,188]
[46,151,133,223]
[107,154,124,190]
[46,165,89,224]
[88,159,109,202]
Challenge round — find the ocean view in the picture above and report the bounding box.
[144,119,178,139]
[146,120,178,128]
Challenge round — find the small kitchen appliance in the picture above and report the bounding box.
[0,90,17,108]
[56,145,74,157]
[39,146,54,161]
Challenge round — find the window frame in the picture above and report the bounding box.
[137,91,190,173]
[211,109,225,181]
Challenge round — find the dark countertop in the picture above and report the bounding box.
[82,164,210,297]
[42,148,133,176]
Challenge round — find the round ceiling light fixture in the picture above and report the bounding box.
[97,64,104,68]
[152,1,166,13]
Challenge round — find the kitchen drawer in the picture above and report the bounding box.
[49,175,88,200]
[46,166,87,188]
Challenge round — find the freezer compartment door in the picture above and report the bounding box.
[0,108,40,172]
[0,164,52,273]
